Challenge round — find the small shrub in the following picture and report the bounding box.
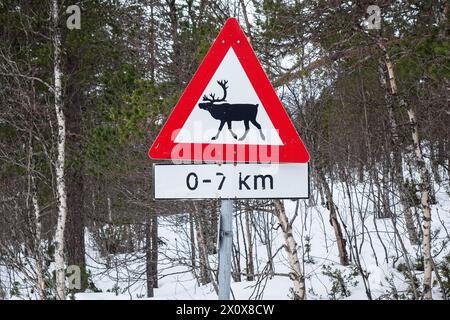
[304,236,315,264]
[9,281,21,298]
[394,263,421,299]
[438,254,450,298]
[322,265,358,300]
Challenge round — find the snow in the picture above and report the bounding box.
[72,179,450,300]
[2,173,449,300]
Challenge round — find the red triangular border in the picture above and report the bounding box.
[149,18,310,163]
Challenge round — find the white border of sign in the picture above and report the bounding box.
[153,163,309,200]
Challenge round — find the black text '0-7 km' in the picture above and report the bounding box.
[185,172,274,191]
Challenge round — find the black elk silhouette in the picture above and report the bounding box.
[198,80,266,141]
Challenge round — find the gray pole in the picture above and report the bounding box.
[218,199,233,300]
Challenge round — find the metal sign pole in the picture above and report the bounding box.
[218,199,233,300]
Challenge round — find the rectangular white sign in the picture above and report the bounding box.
[153,163,309,199]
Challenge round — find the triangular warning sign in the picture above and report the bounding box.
[149,18,309,163]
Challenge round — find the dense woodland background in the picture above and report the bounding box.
[0,0,449,300]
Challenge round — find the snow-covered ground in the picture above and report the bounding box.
[1,168,448,300]
[72,179,450,300]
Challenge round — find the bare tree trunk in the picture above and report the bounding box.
[151,214,158,288]
[377,54,419,245]
[273,200,305,300]
[149,0,156,82]
[145,220,154,298]
[429,143,441,184]
[27,128,46,299]
[232,213,242,282]
[239,0,253,42]
[193,204,210,285]
[317,170,349,265]
[189,212,196,272]
[407,107,433,300]
[232,244,241,282]
[145,214,158,298]
[245,209,254,281]
[167,0,182,86]
[31,174,46,299]
[65,169,86,289]
[65,55,86,290]
[27,79,47,300]
[52,0,68,301]
[196,223,209,285]
[207,201,218,254]
[192,202,219,293]
[377,38,433,298]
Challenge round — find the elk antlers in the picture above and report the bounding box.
[202,80,228,102]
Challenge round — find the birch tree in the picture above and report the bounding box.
[273,200,305,300]
[316,169,349,266]
[52,0,68,300]
[375,37,433,300]
[28,141,46,299]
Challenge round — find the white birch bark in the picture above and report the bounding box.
[377,42,419,245]
[31,174,46,300]
[317,170,349,265]
[245,210,254,281]
[407,107,433,299]
[273,200,305,300]
[27,139,46,299]
[377,37,433,299]
[52,0,68,300]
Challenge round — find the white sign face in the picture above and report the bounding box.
[153,163,309,199]
[174,48,283,146]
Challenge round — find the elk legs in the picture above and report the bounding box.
[239,119,266,141]
[227,120,238,139]
[239,120,250,141]
[212,120,226,140]
[251,119,265,140]
[212,121,238,140]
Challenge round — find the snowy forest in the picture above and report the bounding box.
[0,0,449,301]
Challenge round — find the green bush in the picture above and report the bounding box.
[322,265,359,299]
[438,254,450,298]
